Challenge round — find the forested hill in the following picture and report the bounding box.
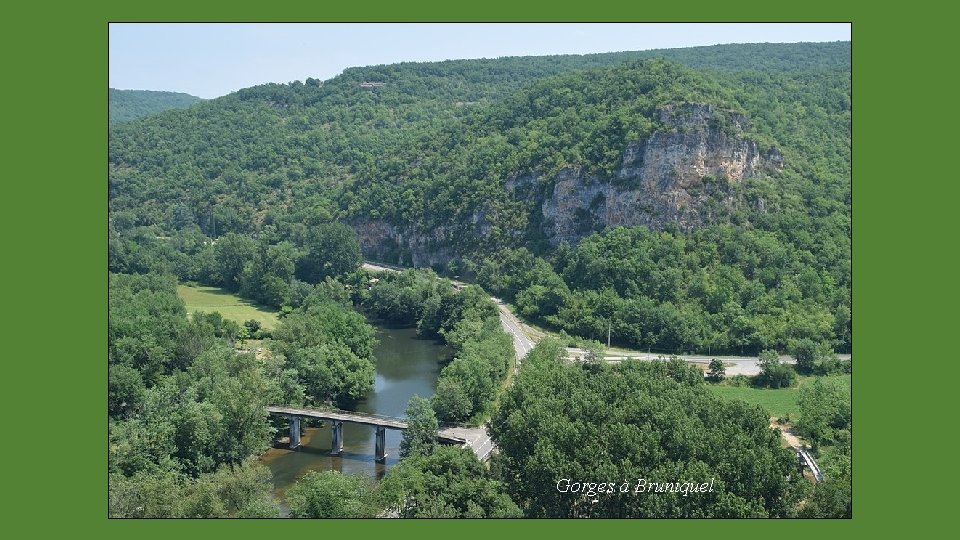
[109,41,851,355]
[109,89,203,124]
[109,41,848,239]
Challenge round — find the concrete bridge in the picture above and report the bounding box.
[795,447,825,482]
[265,405,489,462]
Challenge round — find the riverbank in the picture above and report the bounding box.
[259,322,450,497]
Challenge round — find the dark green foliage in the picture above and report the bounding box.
[212,233,257,291]
[239,240,298,308]
[756,350,797,389]
[109,88,203,124]
[287,471,377,518]
[109,346,276,477]
[432,308,512,422]
[490,339,802,518]
[109,273,236,382]
[108,459,279,518]
[107,271,299,515]
[790,338,832,374]
[479,220,846,355]
[297,222,361,283]
[799,475,851,518]
[399,395,439,459]
[108,364,145,419]
[364,269,456,329]
[106,42,851,518]
[379,446,521,518]
[707,359,725,382]
[477,248,570,319]
[108,43,849,359]
[799,437,851,518]
[269,295,377,406]
[431,378,473,422]
[796,377,851,448]
[243,319,261,334]
[817,354,850,376]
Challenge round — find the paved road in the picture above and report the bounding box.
[363,261,852,376]
[362,262,405,273]
[577,351,852,376]
[494,300,537,364]
[363,262,537,366]
[362,262,501,461]
[361,260,848,465]
[438,425,495,462]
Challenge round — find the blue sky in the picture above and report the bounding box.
[109,23,850,99]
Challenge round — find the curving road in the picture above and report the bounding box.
[361,261,849,466]
[363,261,852,376]
[494,299,537,364]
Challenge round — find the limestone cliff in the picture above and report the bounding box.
[354,102,783,264]
[354,218,453,269]
[536,103,783,243]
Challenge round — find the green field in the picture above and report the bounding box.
[177,284,280,331]
[707,375,850,419]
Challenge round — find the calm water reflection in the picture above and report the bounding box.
[261,322,450,497]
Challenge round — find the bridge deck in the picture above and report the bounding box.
[796,447,824,482]
[267,405,409,429]
[266,405,470,445]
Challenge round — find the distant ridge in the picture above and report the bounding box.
[109,89,203,124]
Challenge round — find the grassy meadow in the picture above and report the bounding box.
[707,374,851,419]
[177,284,280,331]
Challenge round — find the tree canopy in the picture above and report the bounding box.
[107,41,851,518]
[109,88,203,124]
[490,339,803,518]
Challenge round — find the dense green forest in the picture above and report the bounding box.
[109,89,203,124]
[109,41,851,517]
[492,339,804,518]
[109,41,850,355]
[108,272,280,516]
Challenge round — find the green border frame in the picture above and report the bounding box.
[8,0,943,536]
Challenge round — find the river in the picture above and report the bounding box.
[259,322,451,497]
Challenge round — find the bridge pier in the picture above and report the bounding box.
[289,415,301,449]
[375,425,387,462]
[267,406,476,461]
[331,420,343,455]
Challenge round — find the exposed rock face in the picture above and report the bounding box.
[538,103,783,243]
[354,103,783,262]
[354,218,452,268]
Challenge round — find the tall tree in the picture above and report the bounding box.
[400,395,439,458]
[212,233,257,291]
[707,358,726,382]
[298,222,361,283]
[789,338,825,374]
[756,349,796,388]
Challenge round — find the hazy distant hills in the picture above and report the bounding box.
[109,89,203,124]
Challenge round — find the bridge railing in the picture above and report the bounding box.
[267,405,483,430]
[796,447,825,482]
[267,405,404,423]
